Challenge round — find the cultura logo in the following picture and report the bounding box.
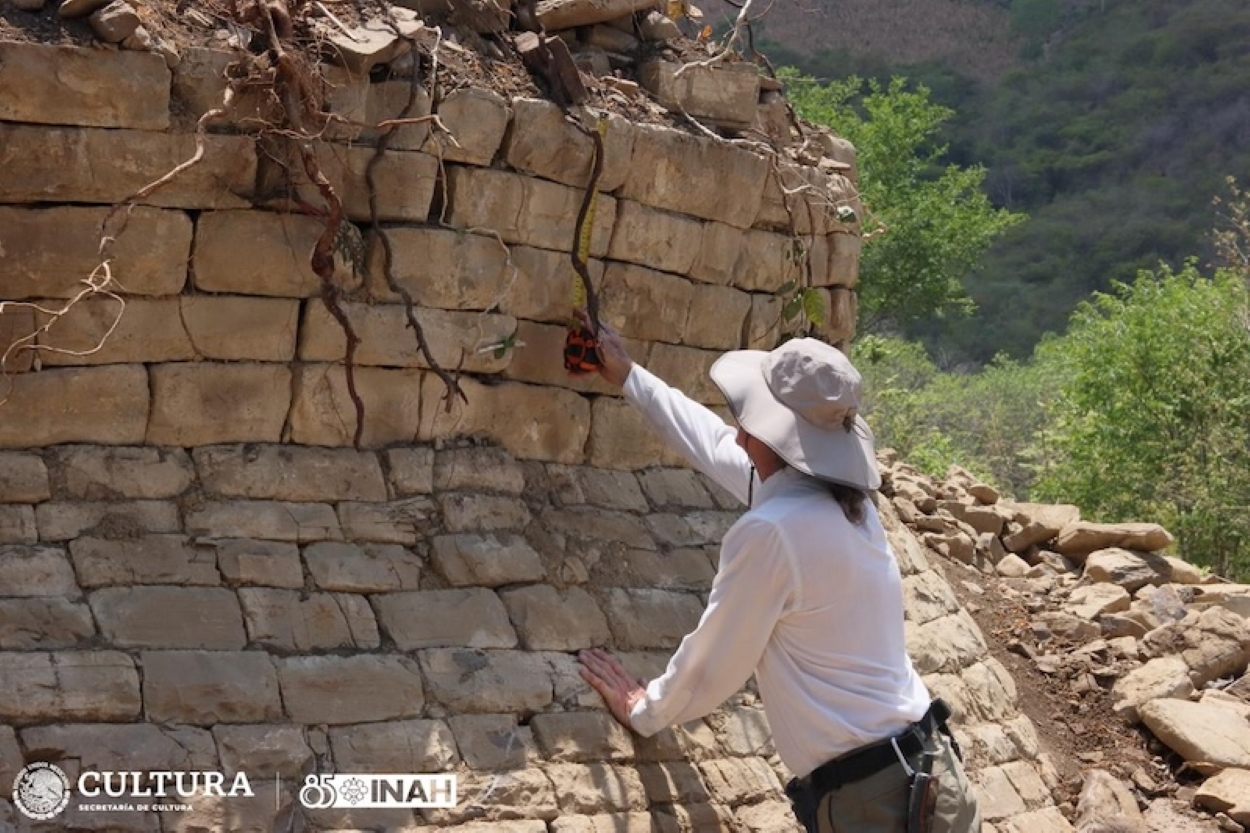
[13,762,71,821]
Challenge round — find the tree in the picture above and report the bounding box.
[1034,263,1250,577]
[780,71,1025,332]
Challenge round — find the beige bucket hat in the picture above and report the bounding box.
[709,338,881,491]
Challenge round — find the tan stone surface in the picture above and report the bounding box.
[0,543,78,597]
[419,648,554,714]
[289,363,424,447]
[439,493,532,533]
[907,610,988,674]
[329,719,459,772]
[449,714,535,770]
[586,396,683,470]
[823,287,857,344]
[607,201,702,276]
[423,87,510,166]
[430,533,545,588]
[618,123,769,229]
[171,47,282,129]
[445,166,617,256]
[90,586,247,649]
[501,320,640,395]
[299,301,515,373]
[375,588,518,650]
[646,343,723,405]
[690,221,744,285]
[0,42,169,128]
[147,362,291,446]
[34,499,180,541]
[143,650,282,724]
[531,711,633,763]
[535,0,658,29]
[194,444,387,502]
[304,541,423,591]
[1054,521,1174,558]
[505,99,634,192]
[20,723,217,772]
[638,60,761,129]
[497,245,606,323]
[0,124,254,208]
[1110,656,1195,721]
[278,655,425,724]
[69,535,219,587]
[603,588,703,650]
[323,72,431,150]
[51,446,193,499]
[1195,768,1250,826]
[212,539,304,589]
[683,284,752,351]
[0,302,36,373]
[546,762,648,814]
[34,296,189,366]
[429,769,556,825]
[368,227,511,309]
[1139,697,1250,769]
[0,505,36,544]
[186,499,342,542]
[826,232,862,288]
[731,228,804,292]
[335,497,432,544]
[179,296,300,361]
[193,210,356,297]
[240,587,379,650]
[599,262,695,343]
[0,598,95,649]
[500,585,611,650]
[755,163,853,236]
[306,143,438,223]
[0,206,190,300]
[212,724,314,779]
[743,293,784,349]
[0,651,140,724]
[0,364,149,448]
[385,446,434,495]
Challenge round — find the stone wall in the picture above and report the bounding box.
[0,38,1066,833]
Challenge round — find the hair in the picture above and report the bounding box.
[825,481,867,525]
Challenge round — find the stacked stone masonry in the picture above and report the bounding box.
[0,39,1061,833]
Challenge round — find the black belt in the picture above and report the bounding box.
[805,699,954,796]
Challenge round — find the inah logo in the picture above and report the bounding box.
[13,762,71,820]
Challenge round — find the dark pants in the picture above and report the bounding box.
[788,731,981,833]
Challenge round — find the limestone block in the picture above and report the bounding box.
[51,446,193,499]
[445,166,617,256]
[419,375,591,464]
[603,588,703,650]
[744,293,784,349]
[961,659,1018,723]
[147,362,291,446]
[1066,583,1131,620]
[299,301,515,373]
[646,343,723,405]
[277,655,425,724]
[19,723,217,773]
[608,201,703,277]
[171,47,281,129]
[34,499,179,541]
[736,800,802,833]
[0,651,140,724]
[430,533,546,587]
[336,497,433,544]
[636,760,712,804]
[90,586,247,649]
[500,585,611,650]
[690,221,744,286]
[0,302,36,373]
[906,610,988,675]
[69,535,220,587]
[143,650,282,724]
[535,0,657,29]
[186,500,339,543]
[562,467,650,512]
[321,9,421,79]
[619,547,715,590]
[433,446,525,494]
[0,598,95,649]
[975,765,1028,820]
[449,714,534,771]
[619,124,769,229]
[903,569,962,627]
[1195,768,1250,826]
[439,493,532,533]
[826,232,862,288]
[1084,548,1172,591]
[824,287,857,345]
[0,506,36,544]
[1142,607,1250,687]
[1139,697,1250,769]
[1110,656,1194,721]
[698,757,780,805]
[33,296,187,366]
[386,447,434,495]
[531,712,632,763]
[501,320,639,396]
[329,719,458,773]
[240,588,379,650]
[419,648,554,714]
[194,445,387,502]
[646,511,735,547]
[636,468,713,509]
[304,541,422,592]
[428,768,555,825]
[423,87,510,166]
[367,227,510,309]
[323,72,432,150]
[179,296,300,361]
[374,588,518,650]
[289,363,424,448]
[0,727,21,799]
[731,228,804,293]
[0,543,78,597]
[755,163,853,236]
[637,60,760,129]
[0,206,190,301]
[0,42,169,128]
[89,0,141,42]
[683,285,751,351]
[193,210,356,297]
[0,124,254,208]
[1054,521,1174,559]
[497,245,607,324]
[213,539,304,588]
[302,143,438,223]
[587,396,683,470]
[600,261,695,342]
[506,100,634,192]
[212,724,314,779]
[547,762,647,814]
[542,505,656,550]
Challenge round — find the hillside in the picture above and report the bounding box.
[728,0,1250,362]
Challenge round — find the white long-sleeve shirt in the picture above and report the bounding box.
[623,364,931,779]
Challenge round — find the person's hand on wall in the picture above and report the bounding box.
[578,648,647,730]
[575,309,633,388]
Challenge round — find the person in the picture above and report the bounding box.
[575,317,981,833]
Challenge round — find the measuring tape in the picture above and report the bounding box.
[564,113,608,375]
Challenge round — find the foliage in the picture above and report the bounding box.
[1033,264,1250,576]
[780,71,1024,332]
